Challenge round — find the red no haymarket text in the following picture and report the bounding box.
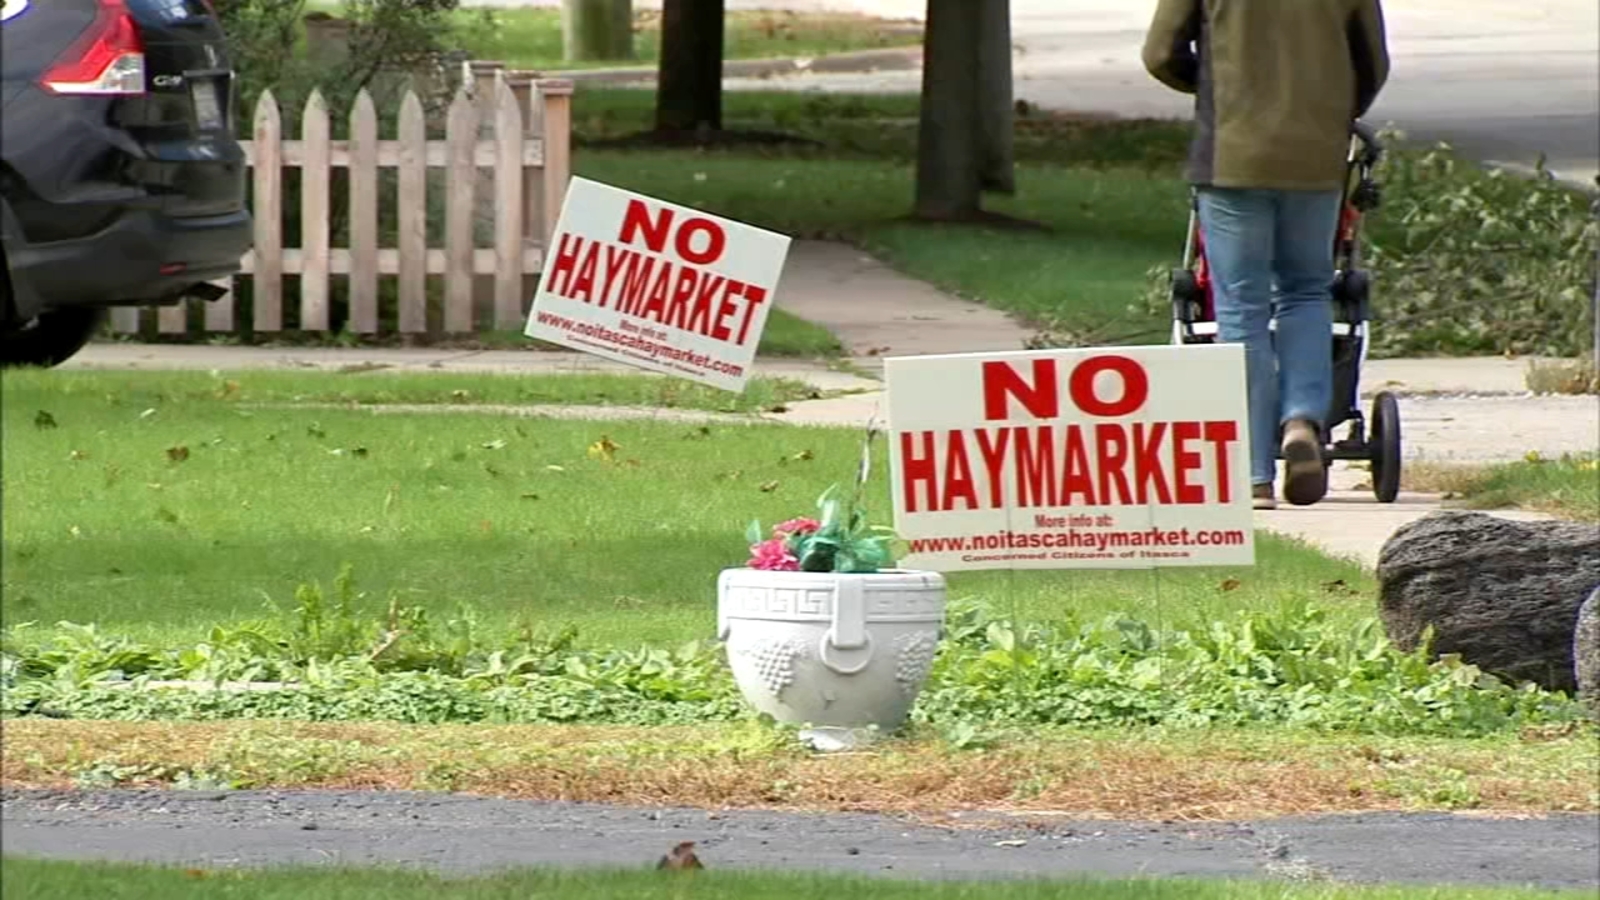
[542,200,769,347]
[898,355,1242,511]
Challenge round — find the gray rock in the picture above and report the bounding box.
[1576,589,1600,714]
[1376,511,1600,692]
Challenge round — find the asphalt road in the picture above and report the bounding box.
[4,790,1598,888]
[528,0,1599,188]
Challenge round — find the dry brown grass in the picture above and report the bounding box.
[4,721,1594,821]
[1402,461,1496,498]
[1525,358,1600,395]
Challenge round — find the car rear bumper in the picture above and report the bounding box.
[6,206,252,321]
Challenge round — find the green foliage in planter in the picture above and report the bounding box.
[3,569,1585,737]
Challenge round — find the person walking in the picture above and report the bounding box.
[1142,0,1390,509]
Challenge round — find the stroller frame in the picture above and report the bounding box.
[1169,121,1402,503]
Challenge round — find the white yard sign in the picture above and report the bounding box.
[885,345,1255,572]
[524,177,792,392]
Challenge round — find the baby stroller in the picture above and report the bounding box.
[1169,121,1401,503]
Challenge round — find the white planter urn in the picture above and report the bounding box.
[716,568,947,736]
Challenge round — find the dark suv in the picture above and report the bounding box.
[0,0,251,367]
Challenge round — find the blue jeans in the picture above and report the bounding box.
[1197,187,1342,487]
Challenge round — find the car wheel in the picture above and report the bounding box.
[1,307,108,369]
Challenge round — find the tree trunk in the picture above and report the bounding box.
[655,0,724,133]
[914,0,983,219]
[562,0,635,62]
[976,0,1015,195]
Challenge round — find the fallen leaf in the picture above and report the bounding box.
[451,390,471,402]
[1218,578,1241,592]
[183,869,209,880]
[482,439,508,451]
[69,450,88,461]
[33,410,57,429]
[215,380,241,399]
[68,525,82,539]
[156,507,180,524]
[759,480,780,493]
[995,840,1028,848]
[307,423,326,439]
[792,449,814,462]
[166,445,190,463]
[352,446,369,458]
[546,464,566,473]
[139,408,157,420]
[520,492,540,501]
[587,436,620,462]
[765,404,790,414]
[483,463,501,477]
[479,520,493,533]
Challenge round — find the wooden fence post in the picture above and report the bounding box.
[444,86,478,333]
[469,61,506,329]
[396,91,428,334]
[493,79,525,329]
[252,89,283,332]
[300,88,331,332]
[537,80,575,240]
[507,70,545,307]
[347,89,380,334]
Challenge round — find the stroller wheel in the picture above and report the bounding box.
[1369,391,1402,503]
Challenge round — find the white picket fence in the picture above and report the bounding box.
[113,66,573,337]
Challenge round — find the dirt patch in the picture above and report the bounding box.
[4,721,1593,821]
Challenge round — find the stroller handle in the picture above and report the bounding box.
[1351,120,1383,165]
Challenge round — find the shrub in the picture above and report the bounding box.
[1363,141,1599,358]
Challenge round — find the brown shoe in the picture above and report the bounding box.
[1280,419,1327,506]
[1252,483,1277,510]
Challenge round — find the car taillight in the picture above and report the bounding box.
[40,0,146,96]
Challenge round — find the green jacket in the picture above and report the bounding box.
[1142,0,1391,191]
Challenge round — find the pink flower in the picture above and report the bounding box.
[774,517,821,537]
[748,537,801,571]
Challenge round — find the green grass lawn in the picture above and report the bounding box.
[532,307,841,359]
[1408,453,1600,522]
[2,370,1365,649]
[450,8,921,73]
[565,87,1195,347]
[19,369,814,412]
[2,857,1583,900]
[574,146,1188,347]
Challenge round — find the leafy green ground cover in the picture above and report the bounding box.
[7,857,1583,900]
